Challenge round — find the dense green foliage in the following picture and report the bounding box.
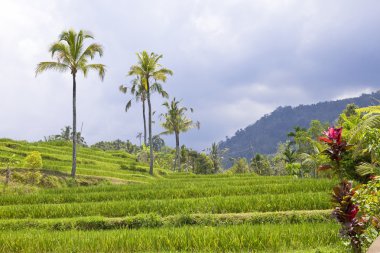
[353,177,380,249]
[91,139,139,153]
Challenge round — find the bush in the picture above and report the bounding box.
[39,175,62,188]
[24,151,43,169]
[353,177,380,250]
[230,158,252,174]
[11,172,26,183]
[25,171,43,185]
[11,171,43,185]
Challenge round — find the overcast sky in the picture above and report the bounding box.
[0,0,379,150]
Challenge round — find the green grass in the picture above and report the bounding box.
[0,210,333,231]
[0,192,332,219]
[0,139,343,252]
[0,224,343,253]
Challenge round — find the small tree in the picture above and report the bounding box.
[24,151,43,169]
[150,135,165,152]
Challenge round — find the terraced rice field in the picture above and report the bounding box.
[0,140,343,252]
[0,139,166,183]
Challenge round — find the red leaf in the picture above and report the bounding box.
[319,137,332,143]
[318,164,332,171]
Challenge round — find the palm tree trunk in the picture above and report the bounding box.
[175,132,180,172]
[147,84,154,175]
[71,73,77,178]
[142,99,147,146]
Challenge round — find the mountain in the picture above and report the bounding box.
[219,91,380,166]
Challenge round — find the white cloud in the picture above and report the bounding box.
[0,0,380,151]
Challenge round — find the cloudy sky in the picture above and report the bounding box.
[1,0,379,150]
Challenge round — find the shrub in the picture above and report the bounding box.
[39,175,62,188]
[353,177,380,250]
[137,147,149,163]
[25,171,43,185]
[11,171,43,185]
[11,172,26,183]
[24,151,43,169]
[230,158,251,174]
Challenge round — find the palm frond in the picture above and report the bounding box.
[85,64,106,80]
[350,114,380,143]
[159,130,174,135]
[79,30,94,40]
[357,106,380,119]
[151,82,169,98]
[80,43,103,61]
[49,42,71,60]
[119,85,127,94]
[125,100,132,112]
[35,62,69,76]
[355,162,380,177]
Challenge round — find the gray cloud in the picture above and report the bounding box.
[0,0,379,151]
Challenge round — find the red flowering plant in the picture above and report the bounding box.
[318,126,353,179]
[319,127,364,252]
[332,180,365,253]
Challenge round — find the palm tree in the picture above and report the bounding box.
[36,29,106,178]
[208,142,226,173]
[160,98,199,171]
[128,51,173,175]
[120,75,169,146]
[120,77,147,145]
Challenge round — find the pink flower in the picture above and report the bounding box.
[321,127,342,144]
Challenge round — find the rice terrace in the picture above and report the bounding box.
[0,1,380,253]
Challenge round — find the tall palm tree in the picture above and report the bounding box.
[36,29,106,178]
[128,51,173,175]
[160,98,200,171]
[120,75,169,146]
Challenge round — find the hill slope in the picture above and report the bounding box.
[0,139,169,184]
[219,91,380,164]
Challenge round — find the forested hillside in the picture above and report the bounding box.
[219,91,380,164]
